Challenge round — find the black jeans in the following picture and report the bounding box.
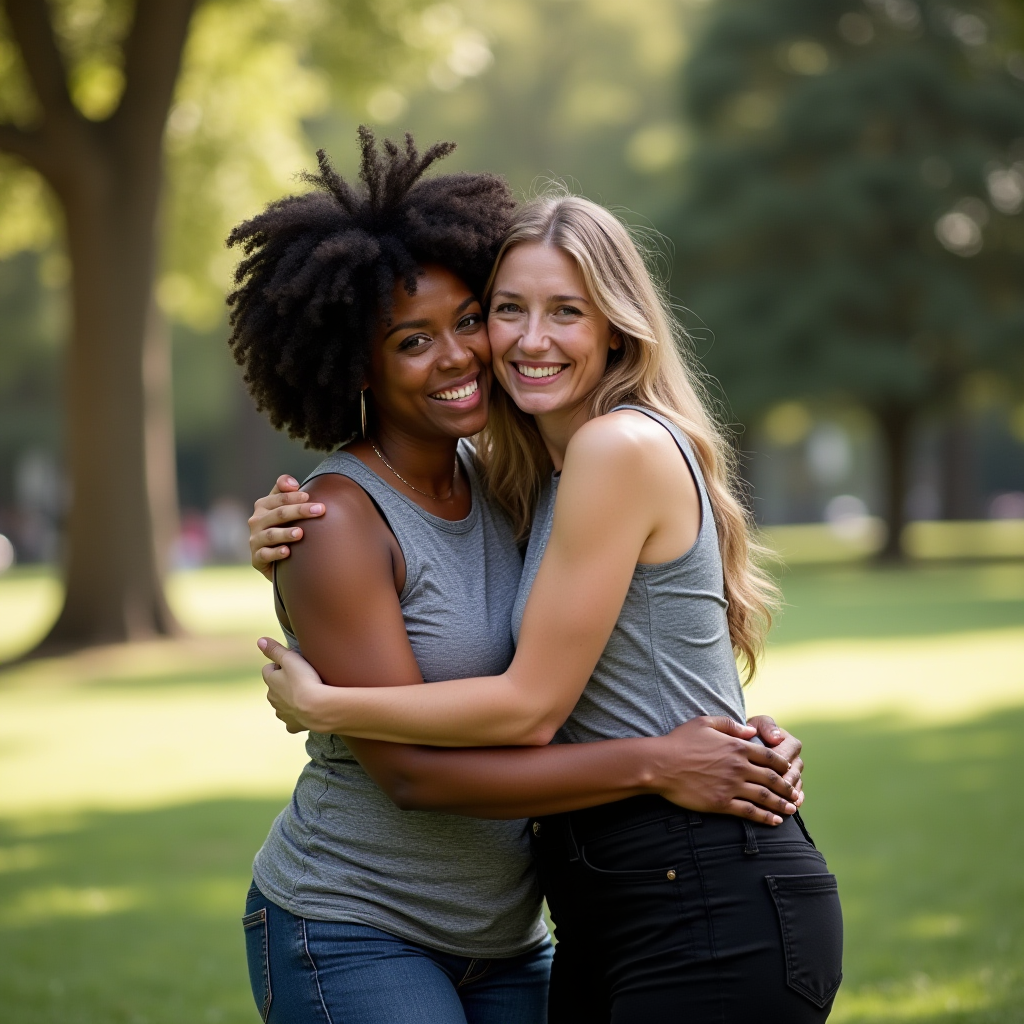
[531,796,843,1023]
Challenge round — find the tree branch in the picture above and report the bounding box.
[2,0,73,120]
[115,0,198,153]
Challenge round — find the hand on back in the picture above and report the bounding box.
[651,715,803,825]
[248,474,325,578]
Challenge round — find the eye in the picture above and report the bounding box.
[555,305,582,317]
[493,302,523,314]
[456,312,483,332]
[398,333,431,351]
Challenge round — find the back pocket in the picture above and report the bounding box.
[243,907,272,1022]
[766,874,843,1009]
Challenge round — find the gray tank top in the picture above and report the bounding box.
[512,406,747,743]
[253,440,547,957]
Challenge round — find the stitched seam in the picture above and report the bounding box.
[458,958,491,987]
[689,826,717,959]
[642,577,673,734]
[301,918,335,1024]
[292,764,331,901]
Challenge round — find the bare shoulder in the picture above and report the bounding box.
[564,409,680,481]
[289,473,393,564]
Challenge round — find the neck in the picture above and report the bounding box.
[534,399,593,472]
[372,423,459,494]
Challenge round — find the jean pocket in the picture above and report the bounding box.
[766,874,843,1009]
[580,819,683,882]
[243,907,272,1022]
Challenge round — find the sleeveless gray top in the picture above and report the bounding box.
[253,441,547,957]
[512,406,747,743]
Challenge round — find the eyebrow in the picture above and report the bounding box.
[492,289,589,304]
[383,296,480,340]
[383,318,430,340]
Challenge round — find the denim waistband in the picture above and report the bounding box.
[534,797,816,862]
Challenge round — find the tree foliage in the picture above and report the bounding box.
[671,0,1024,552]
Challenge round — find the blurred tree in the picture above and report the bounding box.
[672,0,1024,557]
[0,0,452,655]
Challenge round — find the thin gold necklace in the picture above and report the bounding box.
[370,440,458,501]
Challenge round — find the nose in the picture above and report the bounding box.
[435,328,478,370]
[517,314,551,357]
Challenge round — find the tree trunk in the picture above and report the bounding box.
[940,410,978,520]
[35,136,180,653]
[0,0,197,657]
[876,405,914,562]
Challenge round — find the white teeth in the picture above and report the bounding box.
[431,379,479,401]
[516,364,565,378]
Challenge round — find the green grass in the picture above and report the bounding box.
[0,562,1022,1022]
[769,562,1024,645]
[0,801,280,1024]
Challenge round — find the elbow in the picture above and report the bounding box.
[377,767,429,811]
[388,780,424,812]
[519,717,558,747]
[379,759,441,812]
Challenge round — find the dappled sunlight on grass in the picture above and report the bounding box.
[0,563,1022,1020]
[832,969,1001,1022]
[748,628,1024,724]
[0,800,279,1023]
[0,565,280,664]
[0,570,61,663]
[0,652,308,816]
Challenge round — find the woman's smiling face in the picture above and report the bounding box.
[368,264,491,441]
[487,242,620,420]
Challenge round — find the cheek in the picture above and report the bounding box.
[486,321,517,372]
[471,329,493,367]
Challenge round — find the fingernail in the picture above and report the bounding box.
[290,529,301,538]
[772,729,782,738]
[258,638,268,650]
[773,816,782,825]
[785,803,796,814]
[310,504,324,514]
[286,477,298,486]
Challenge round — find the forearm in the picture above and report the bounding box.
[347,735,667,818]
[307,672,555,747]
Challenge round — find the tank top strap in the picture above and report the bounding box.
[610,404,715,534]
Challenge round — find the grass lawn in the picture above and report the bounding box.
[1,562,1022,1022]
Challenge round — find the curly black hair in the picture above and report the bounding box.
[226,128,516,450]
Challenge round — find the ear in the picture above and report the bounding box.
[609,330,624,351]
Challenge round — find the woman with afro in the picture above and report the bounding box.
[233,131,806,1023]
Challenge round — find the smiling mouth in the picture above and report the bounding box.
[514,363,568,379]
[430,378,479,402]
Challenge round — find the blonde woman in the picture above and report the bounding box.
[256,195,842,1021]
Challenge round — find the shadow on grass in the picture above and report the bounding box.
[0,799,284,1024]
[2,706,1023,1022]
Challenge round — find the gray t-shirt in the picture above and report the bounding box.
[253,441,547,957]
[512,406,747,743]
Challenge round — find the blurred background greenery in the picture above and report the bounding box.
[0,0,1022,1021]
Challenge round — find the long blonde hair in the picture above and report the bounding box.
[477,194,779,679]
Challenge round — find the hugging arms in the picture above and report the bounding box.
[249,464,804,825]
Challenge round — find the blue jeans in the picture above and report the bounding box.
[243,881,553,1024]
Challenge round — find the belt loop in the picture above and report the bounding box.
[742,820,759,855]
[564,816,581,862]
[793,810,816,849]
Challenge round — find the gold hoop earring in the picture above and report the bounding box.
[360,389,368,439]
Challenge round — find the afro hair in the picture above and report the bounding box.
[226,128,516,450]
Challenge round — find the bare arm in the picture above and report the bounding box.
[265,471,799,823]
[261,412,709,746]
[348,716,800,823]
